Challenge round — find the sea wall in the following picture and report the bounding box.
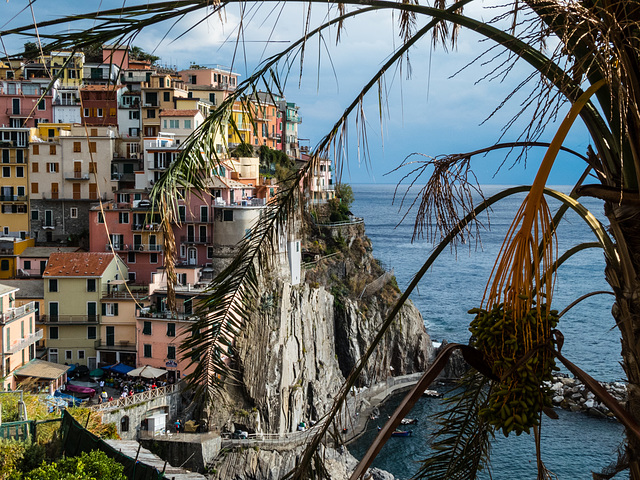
[549,374,627,418]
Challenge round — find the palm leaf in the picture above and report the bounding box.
[414,373,492,480]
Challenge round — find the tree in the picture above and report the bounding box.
[2,2,640,478]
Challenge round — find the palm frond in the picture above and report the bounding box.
[414,373,492,480]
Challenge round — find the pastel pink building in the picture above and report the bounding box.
[135,267,206,382]
[88,197,164,285]
[0,80,54,128]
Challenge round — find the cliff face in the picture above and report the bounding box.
[211,221,434,479]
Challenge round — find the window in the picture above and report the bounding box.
[16,166,23,178]
[49,279,58,292]
[169,119,179,128]
[89,161,97,173]
[32,144,39,155]
[167,323,176,337]
[87,279,96,292]
[51,183,59,199]
[143,344,152,358]
[207,246,213,259]
[32,162,38,173]
[84,108,90,117]
[102,303,118,316]
[163,92,170,102]
[89,183,97,200]
[2,167,10,177]
[16,150,24,163]
[89,142,96,153]
[47,163,59,173]
[78,350,85,360]
[147,109,156,118]
[184,119,191,129]
[178,205,186,222]
[68,69,77,79]
[119,212,129,224]
[167,345,176,360]
[97,212,104,223]
[223,210,233,221]
[65,350,72,360]
[31,210,38,221]
[70,207,78,218]
[150,253,158,264]
[24,260,31,270]
[2,150,8,162]
[87,326,97,339]
[200,206,208,222]
[90,128,98,137]
[129,111,139,120]
[0,260,9,271]
[127,251,136,263]
[49,326,59,339]
[209,93,216,104]
[143,321,152,335]
[73,141,81,152]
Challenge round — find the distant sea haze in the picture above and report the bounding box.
[349,184,624,479]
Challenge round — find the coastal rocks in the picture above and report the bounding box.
[210,443,394,480]
[547,374,627,418]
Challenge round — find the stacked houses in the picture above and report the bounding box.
[0,45,334,391]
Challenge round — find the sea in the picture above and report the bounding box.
[348,184,626,479]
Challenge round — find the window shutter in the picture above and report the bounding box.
[114,303,118,316]
[101,303,106,315]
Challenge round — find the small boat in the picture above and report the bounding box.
[400,418,418,425]
[422,389,442,398]
[378,426,413,437]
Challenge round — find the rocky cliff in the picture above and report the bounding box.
[208,219,434,479]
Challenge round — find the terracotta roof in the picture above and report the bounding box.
[14,359,68,380]
[159,109,200,117]
[43,252,117,278]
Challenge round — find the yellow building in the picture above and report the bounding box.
[42,252,128,369]
[0,127,32,239]
[0,237,36,280]
[49,51,84,88]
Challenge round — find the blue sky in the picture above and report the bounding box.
[2,1,594,186]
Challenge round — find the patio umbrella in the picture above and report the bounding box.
[126,365,167,379]
[89,368,104,378]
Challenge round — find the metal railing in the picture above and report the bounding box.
[39,314,100,324]
[94,339,137,352]
[5,330,43,355]
[180,235,210,244]
[0,195,28,202]
[104,243,163,252]
[89,383,180,412]
[0,301,36,323]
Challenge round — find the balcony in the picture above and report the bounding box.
[131,224,161,232]
[105,243,163,252]
[65,172,90,181]
[39,314,100,324]
[4,330,43,355]
[94,339,137,352]
[180,235,210,244]
[0,302,36,324]
[0,195,28,202]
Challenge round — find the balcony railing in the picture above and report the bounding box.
[64,172,90,180]
[0,302,36,324]
[4,330,43,355]
[39,314,100,324]
[105,243,163,252]
[131,224,161,232]
[94,339,137,352]
[0,195,27,202]
[180,235,210,244]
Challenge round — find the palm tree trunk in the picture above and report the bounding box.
[604,201,640,478]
